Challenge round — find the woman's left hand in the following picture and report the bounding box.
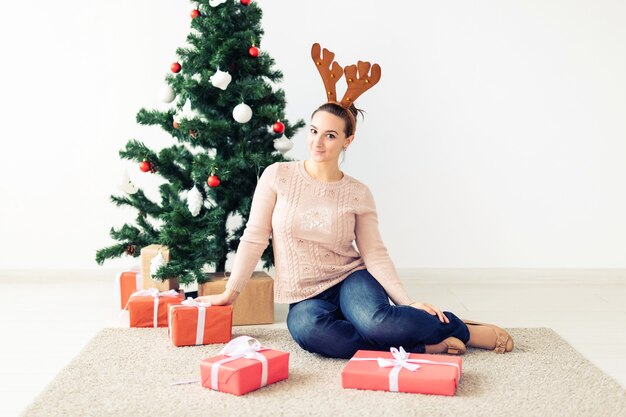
[409,302,450,324]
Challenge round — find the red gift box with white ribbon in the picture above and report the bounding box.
[200,336,289,396]
[168,298,232,346]
[127,288,183,328]
[341,347,462,396]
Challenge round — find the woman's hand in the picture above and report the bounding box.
[409,302,450,324]
[196,289,239,306]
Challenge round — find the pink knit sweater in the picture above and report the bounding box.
[225,160,414,305]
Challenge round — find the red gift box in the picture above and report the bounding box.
[168,298,233,346]
[341,347,462,396]
[200,336,289,396]
[128,289,184,328]
[115,270,142,310]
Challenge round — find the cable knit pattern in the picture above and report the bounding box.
[225,160,414,306]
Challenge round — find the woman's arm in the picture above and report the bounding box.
[196,288,240,306]
[354,185,414,306]
[221,163,278,296]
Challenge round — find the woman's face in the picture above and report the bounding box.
[307,111,354,163]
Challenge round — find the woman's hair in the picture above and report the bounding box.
[311,102,365,137]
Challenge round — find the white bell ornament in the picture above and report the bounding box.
[273,136,294,154]
[210,69,232,90]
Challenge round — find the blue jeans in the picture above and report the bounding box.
[286,269,470,358]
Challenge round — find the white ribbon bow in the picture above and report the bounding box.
[169,297,212,345]
[210,336,268,391]
[350,346,461,392]
[124,288,180,328]
[376,347,421,372]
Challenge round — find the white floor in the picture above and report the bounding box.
[1,270,625,417]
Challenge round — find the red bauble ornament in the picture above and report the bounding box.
[207,174,221,188]
[248,46,259,57]
[173,120,180,129]
[240,0,251,5]
[272,120,285,134]
[139,161,151,172]
[170,62,181,73]
[190,9,200,19]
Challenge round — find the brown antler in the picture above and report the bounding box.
[311,43,344,103]
[340,61,381,107]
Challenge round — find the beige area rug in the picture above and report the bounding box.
[23,327,626,417]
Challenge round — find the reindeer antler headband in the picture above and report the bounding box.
[311,43,381,133]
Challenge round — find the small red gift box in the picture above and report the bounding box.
[128,289,184,328]
[168,298,233,347]
[200,336,289,396]
[341,347,462,396]
[115,270,142,310]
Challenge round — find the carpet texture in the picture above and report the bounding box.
[23,327,626,417]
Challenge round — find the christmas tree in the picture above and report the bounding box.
[96,0,304,285]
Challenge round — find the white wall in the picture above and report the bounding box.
[1,0,624,270]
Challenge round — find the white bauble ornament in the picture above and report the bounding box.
[210,69,232,90]
[150,252,166,276]
[273,136,294,154]
[118,169,139,194]
[209,0,227,7]
[158,84,175,103]
[187,185,203,217]
[233,102,252,123]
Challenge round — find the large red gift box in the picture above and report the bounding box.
[200,336,289,396]
[128,289,184,328]
[341,348,462,396]
[168,298,232,346]
[115,270,142,310]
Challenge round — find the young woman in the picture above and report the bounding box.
[197,44,513,358]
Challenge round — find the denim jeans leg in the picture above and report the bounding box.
[339,269,470,350]
[286,284,386,358]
